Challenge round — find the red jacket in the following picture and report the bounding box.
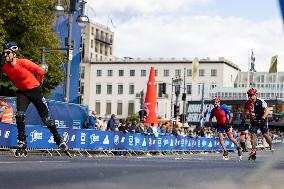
[2,58,44,91]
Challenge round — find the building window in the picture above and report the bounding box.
[199,69,205,77]
[129,84,134,94]
[110,47,112,55]
[118,84,123,94]
[80,66,85,79]
[80,81,84,95]
[97,70,102,77]
[96,84,101,94]
[91,40,94,48]
[130,70,135,76]
[210,83,217,89]
[158,83,164,97]
[107,70,113,77]
[91,27,94,35]
[198,83,204,95]
[259,75,265,83]
[211,69,217,77]
[175,69,181,77]
[107,85,112,94]
[106,102,111,115]
[155,69,158,77]
[186,84,192,95]
[128,102,135,115]
[95,102,100,114]
[117,102,123,115]
[141,69,146,77]
[164,69,169,77]
[187,69,192,77]
[118,70,124,76]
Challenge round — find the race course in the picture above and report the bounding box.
[0,149,283,189]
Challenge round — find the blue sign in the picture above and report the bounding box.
[0,123,238,151]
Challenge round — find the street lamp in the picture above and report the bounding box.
[53,0,89,103]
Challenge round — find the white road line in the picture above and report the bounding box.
[0,161,71,164]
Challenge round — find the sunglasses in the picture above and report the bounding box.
[248,94,254,97]
[2,51,13,56]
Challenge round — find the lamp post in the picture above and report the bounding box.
[53,0,89,103]
[173,77,183,130]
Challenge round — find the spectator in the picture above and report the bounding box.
[0,99,13,124]
[107,114,118,131]
[118,119,128,134]
[88,111,97,129]
[135,122,144,133]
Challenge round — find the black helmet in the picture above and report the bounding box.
[3,42,19,53]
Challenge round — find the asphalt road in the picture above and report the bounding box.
[0,149,283,189]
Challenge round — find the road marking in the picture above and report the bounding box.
[0,161,71,164]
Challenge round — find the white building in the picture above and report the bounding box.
[80,58,240,119]
[210,71,284,100]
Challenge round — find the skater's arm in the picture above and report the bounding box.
[262,106,269,119]
[21,59,44,83]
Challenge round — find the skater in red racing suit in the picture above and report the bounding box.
[243,88,273,160]
[209,97,242,160]
[1,42,70,156]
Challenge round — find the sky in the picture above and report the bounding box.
[86,0,284,72]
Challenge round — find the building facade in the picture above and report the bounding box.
[80,58,240,119]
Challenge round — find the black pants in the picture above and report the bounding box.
[17,86,48,117]
[16,86,62,145]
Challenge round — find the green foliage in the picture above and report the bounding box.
[128,113,139,122]
[0,0,65,96]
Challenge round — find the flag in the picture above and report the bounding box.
[269,55,278,73]
[192,57,199,81]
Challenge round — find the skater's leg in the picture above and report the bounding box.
[227,133,240,147]
[218,133,227,153]
[263,133,273,150]
[16,92,30,143]
[260,124,273,151]
[227,132,242,158]
[239,131,247,152]
[30,87,63,146]
[250,133,257,151]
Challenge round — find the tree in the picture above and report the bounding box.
[0,0,66,96]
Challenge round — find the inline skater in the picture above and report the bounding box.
[209,97,242,160]
[243,88,273,160]
[1,42,71,157]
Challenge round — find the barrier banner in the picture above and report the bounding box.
[4,97,88,129]
[0,123,13,146]
[161,135,172,150]
[57,128,77,149]
[113,132,125,149]
[0,123,238,151]
[76,130,114,149]
[27,126,57,148]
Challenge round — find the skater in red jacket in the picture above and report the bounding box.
[1,42,71,157]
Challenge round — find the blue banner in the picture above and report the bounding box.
[4,97,88,129]
[1,123,237,151]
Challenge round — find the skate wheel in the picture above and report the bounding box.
[223,156,229,160]
[14,149,27,157]
[65,151,72,158]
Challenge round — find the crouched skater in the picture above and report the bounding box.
[1,42,71,157]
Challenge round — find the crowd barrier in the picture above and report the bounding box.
[0,123,237,151]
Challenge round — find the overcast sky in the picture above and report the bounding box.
[87,0,284,72]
